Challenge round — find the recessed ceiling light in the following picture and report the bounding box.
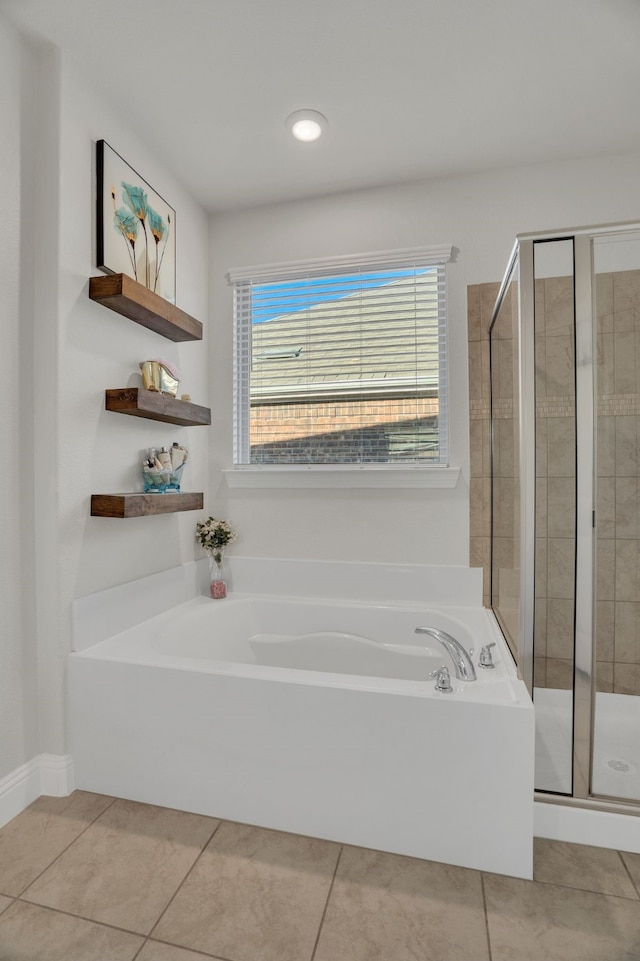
[286,109,328,143]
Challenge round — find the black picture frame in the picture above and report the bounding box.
[96,139,176,304]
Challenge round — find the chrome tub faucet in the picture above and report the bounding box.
[414,627,477,682]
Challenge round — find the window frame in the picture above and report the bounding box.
[227,245,457,488]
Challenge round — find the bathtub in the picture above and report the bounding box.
[68,563,535,878]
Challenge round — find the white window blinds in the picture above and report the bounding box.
[229,244,452,467]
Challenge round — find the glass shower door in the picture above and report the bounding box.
[531,238,577,795]
[489,262,520,666]
[490,220,640,809]
[591,231,640,802]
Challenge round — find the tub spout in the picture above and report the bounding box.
[414,627,477,681]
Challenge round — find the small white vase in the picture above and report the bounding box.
[208,552,227,599]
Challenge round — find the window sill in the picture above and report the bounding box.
[223,466,460,490]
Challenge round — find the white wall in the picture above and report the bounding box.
[0,14,212,771]
[0,16,40,780]
[32,59,212,757]
[56,60,210,599]
[208,152,640,566]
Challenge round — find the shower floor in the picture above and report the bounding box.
[534,687,640,802]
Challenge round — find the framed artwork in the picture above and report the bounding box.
[96,139,176,304]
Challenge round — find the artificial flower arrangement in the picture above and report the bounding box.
[195,516,238,564]
[196,516,238,599]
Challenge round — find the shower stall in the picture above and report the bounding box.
[489,221,640,811]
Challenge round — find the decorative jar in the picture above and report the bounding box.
[142,463,184,493]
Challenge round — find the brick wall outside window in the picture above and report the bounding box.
[250,396,439,463]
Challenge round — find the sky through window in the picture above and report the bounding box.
[251,268,427,323]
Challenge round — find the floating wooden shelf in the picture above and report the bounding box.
[105,388,211,426]
[91,492,204,518]
[89,274,203,342]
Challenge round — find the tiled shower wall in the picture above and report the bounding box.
[468,271,640,696]
[533,275,577,691]
[594,269,640,696]
[467,282,500,610]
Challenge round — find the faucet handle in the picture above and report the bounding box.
[428,665,453,693]
[479,642,496,669]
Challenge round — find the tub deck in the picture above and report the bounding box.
[77,594,523,701]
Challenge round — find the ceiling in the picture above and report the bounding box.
[2,0,640,213]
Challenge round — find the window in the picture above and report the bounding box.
[230,245,452,470]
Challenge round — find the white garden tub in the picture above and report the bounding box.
[78,594,521,698]
[68,570,534,878]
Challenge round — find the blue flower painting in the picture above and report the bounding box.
[97,140,176,304]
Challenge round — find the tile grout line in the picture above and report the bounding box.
[480,873,493,961]
[11,896,233,961]
[524,874,640,902]
[131,937,146,961]
[132,932,230,961]
[618,850,640,900]
[12,794,119,900]
[309,844,343,961]
[136,932,233,961]
[146,817,224,942]
[10,898,152,940]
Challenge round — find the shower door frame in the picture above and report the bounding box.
[572,233,595,801]
[497,220,640,809]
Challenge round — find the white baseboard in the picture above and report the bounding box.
[0,754,75,829]
[39,753,75,798]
